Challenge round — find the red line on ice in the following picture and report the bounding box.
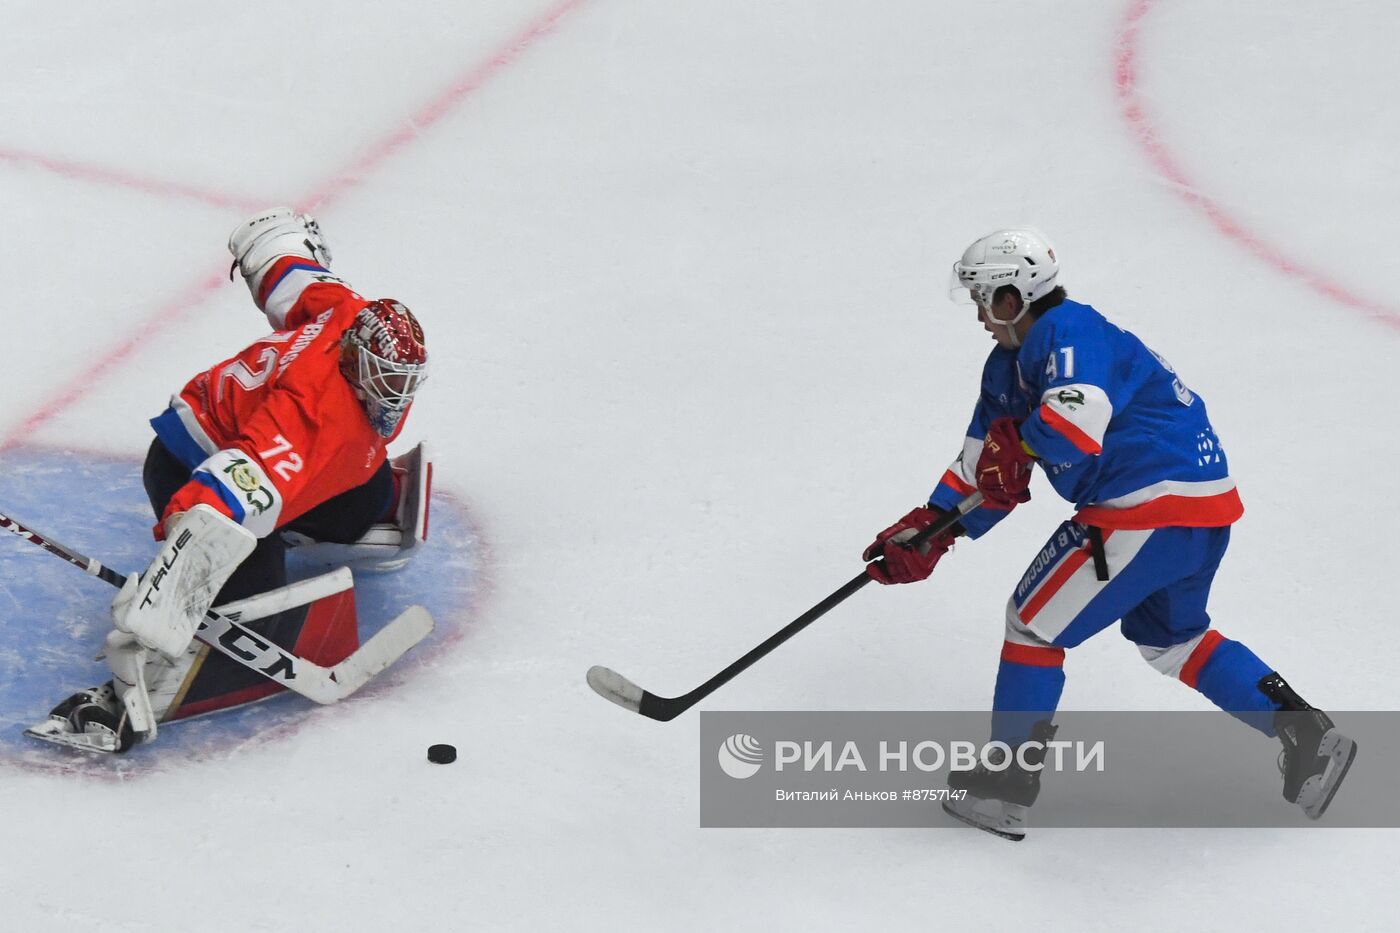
[0,0,589,451]
[1114,0,1400,328]
[303,0,590,210]
[0,148,266,211]
[1,268,230,452]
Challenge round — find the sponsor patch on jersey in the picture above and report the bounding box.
[222,457,276,517]
[1055,388,1086,408]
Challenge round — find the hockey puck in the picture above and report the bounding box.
[427,743,457,765]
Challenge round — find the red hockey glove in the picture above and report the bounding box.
[976,417,1035,510]
[862,506,957,585]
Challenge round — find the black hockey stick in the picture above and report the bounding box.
[586,491,984,721]
[0,507,432,704]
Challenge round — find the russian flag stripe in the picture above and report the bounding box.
[150,407,212,471]
[939,468,976,497]
[1038,402,1103,455]
[191,470,247,524]
[1000,641,1065,668]
[1017,528,1117,626]
[1179,630,1226,689]
[1019,547,1092,625]
[1076,488,1243,530]
[258,258,328,308]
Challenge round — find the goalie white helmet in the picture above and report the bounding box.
[340,299,428,437]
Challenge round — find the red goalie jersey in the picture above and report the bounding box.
[150,256,405,539]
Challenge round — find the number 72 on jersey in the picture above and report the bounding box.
[258,435,304,482]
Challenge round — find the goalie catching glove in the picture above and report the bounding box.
[228,207,332,298]
[863,506,958,585]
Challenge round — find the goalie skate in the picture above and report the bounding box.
[24,683,134,754]
[284,442,431,573]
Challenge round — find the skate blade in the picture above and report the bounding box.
[941,798,1028,842]
[23,721,120,755]
[1298,729,1358,820]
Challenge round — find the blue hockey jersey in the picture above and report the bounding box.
[928,299,1243,537]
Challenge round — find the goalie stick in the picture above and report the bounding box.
[0,507,433,705]
[587,491,984,721]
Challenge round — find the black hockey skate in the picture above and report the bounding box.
[24,682,136,754]
[1258,673,1357,820]
[942,720,1057,841]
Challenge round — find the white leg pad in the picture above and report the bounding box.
[285,442,431,573]
[113,504,257,659]
[125,569,357,726]
[105,630,157,741]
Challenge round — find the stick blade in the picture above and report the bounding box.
[327,605,435,700]
[586,665,645,713]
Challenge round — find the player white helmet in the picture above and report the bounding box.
[949,228,1060,345]
[340,299,428,437]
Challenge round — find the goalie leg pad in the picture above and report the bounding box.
[284,442,431,573]
[105,630,158,742]
[113,504,257,659]
[162,568,360,721]
[28,568,364,754]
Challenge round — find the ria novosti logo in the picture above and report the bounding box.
[716,735,1106,779]
[717,734,764,779]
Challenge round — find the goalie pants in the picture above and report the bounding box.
[990,520,1281,744]
[141,438,392,690]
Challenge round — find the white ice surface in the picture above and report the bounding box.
[2,1,1397,930]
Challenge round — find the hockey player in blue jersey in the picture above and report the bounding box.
[863,228,1355,840]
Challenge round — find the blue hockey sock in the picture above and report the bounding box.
[1183,634,1279,735]
[991,643,1065,744]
